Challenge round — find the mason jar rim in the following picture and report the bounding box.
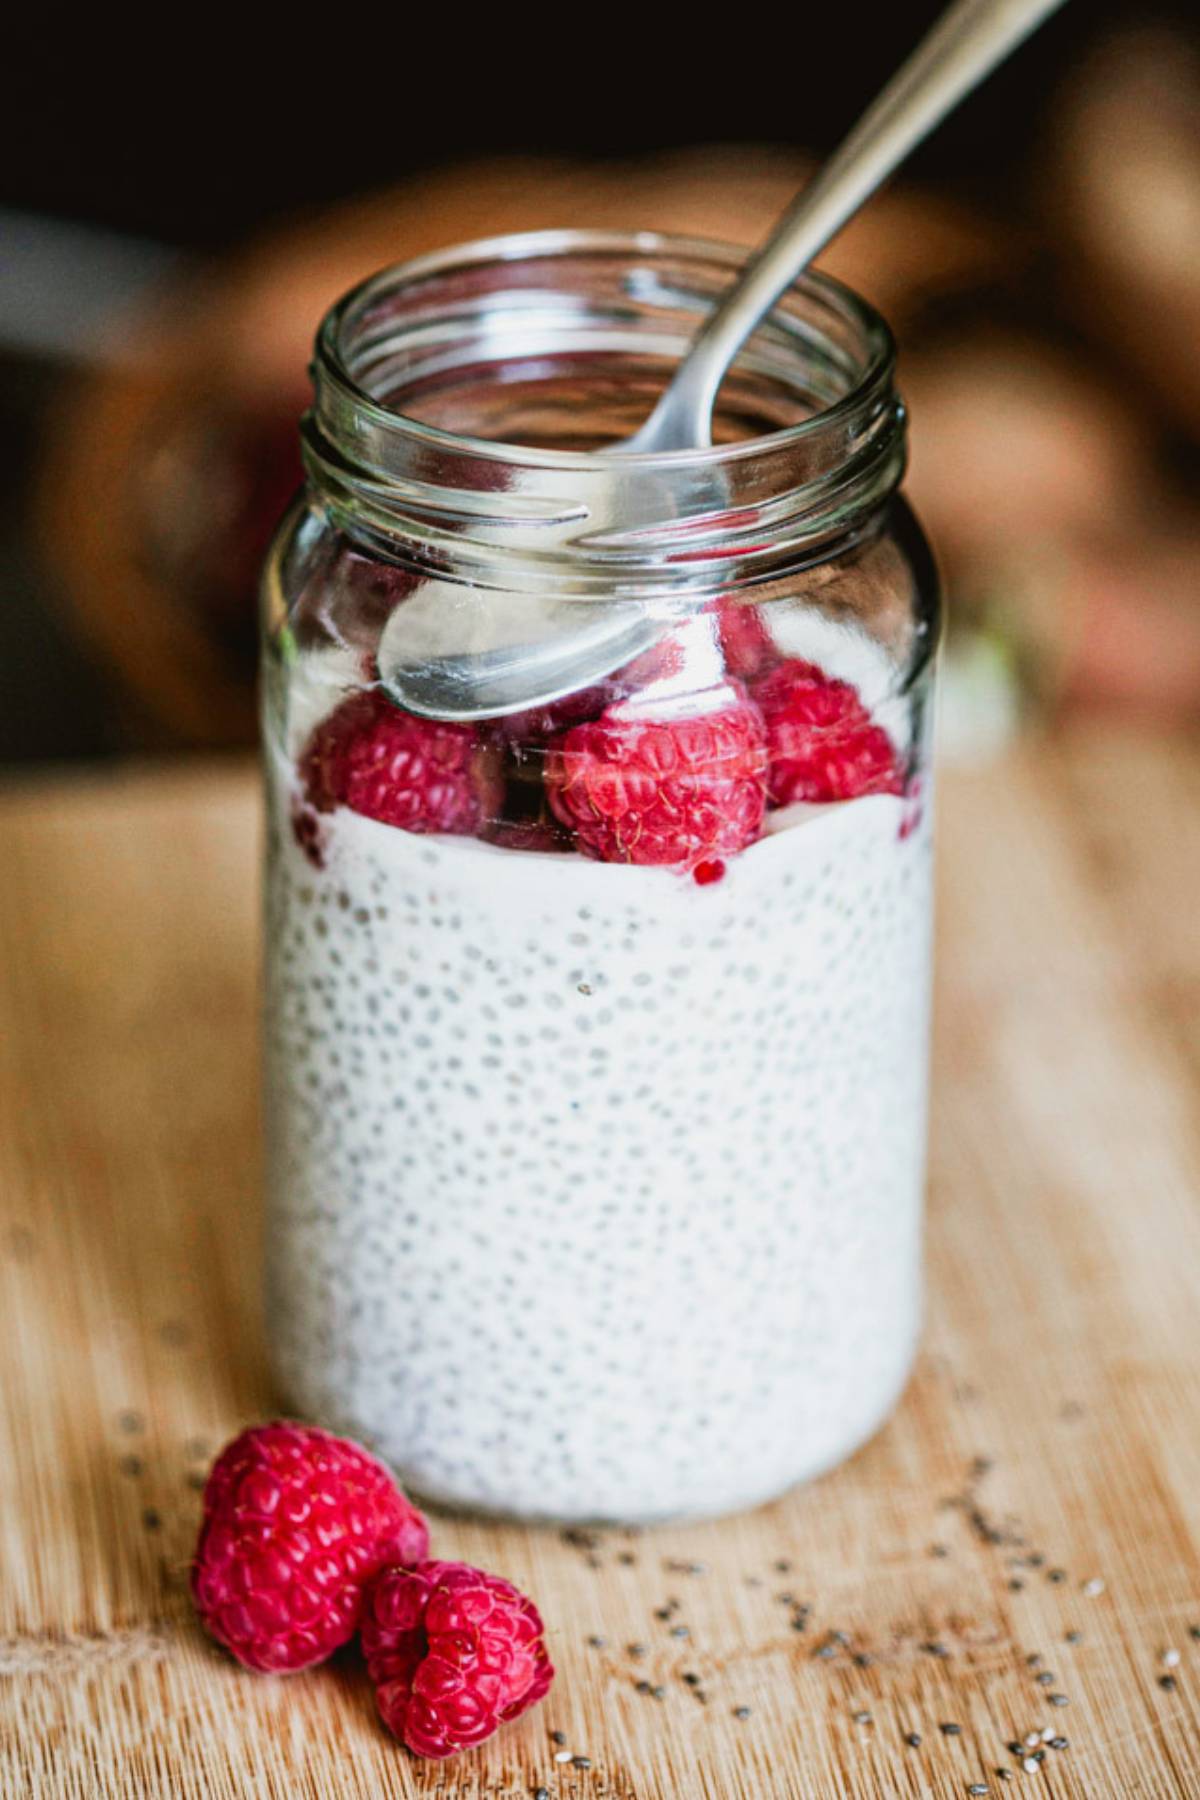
[314,226,898,472]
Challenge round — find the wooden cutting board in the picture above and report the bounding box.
[1,728,1198,1798]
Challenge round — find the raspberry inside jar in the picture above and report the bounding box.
[261,232,938,1522]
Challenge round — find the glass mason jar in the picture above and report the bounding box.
[261,230,939,1524]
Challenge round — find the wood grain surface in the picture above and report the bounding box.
[1,729,1198,1798]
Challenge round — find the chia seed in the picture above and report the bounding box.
[940,1722,963,1737]
[549,1730,567,1745]
[1049,1693,1069,1707]
[906,1732,922,1748]
[733,1706,752,1720]
[1159,1675,1178,1693]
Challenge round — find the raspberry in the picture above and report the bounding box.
[362,1560,554,1760]
[753,659,903,805]
[544,691,767,870]
[717,600,776,681]
[491,684,612,747]
[301,691,501,835]
[190,1422,430,1673]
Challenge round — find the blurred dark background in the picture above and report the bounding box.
[4,3,1200,765]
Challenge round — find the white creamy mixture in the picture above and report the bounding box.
[263,743,932,1521]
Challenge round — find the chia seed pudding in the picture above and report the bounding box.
[258,231,940,1522]
[264,741,932,1519]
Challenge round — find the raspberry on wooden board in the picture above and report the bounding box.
[190,1422,429,1673]
[362,1559,554,1760]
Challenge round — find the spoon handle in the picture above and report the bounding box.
[646,0,1069,448]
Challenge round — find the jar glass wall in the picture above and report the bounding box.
[261,231,939,1522]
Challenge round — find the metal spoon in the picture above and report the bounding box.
[381,0,1068,721]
